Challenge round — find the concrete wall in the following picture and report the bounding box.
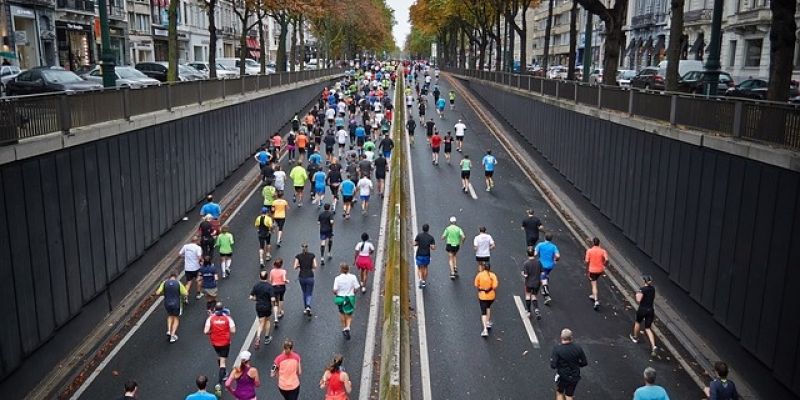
[0,81,326,381]
[465,79,800,396]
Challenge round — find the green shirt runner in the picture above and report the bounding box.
[215,232,235,254]
[460,158,472,171]
[442,225,465,246]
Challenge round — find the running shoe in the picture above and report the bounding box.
[535,309,542,320]
[343,330,351,340]
[651,347,658,358]
[486,187,490,192]
[593,301,600,311]
[481,329,488,337]
[166,330,171,337]
[170,335,178,343]
[361,286,367,294]
[196,293,204,300]
[629,334,639,343]
[544,296,552,306]
[264,336,272,345]
[486,321,493,329]
[321,259,325,266]
[449,274,455,280]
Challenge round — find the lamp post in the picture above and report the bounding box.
[703,0,723,96]
[97,0,116,87]
[582,10,592,82]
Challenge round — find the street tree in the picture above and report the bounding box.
[199,0,219,78]
[767,0,797,102]
[575,0,628,85]
[167,0,178,81]
[542,0,555,70]
[665,0,684,91]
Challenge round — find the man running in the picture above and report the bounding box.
[459,154,472,193]
[441,216,465,279]
[340,176,356,220]
[156,272,187,343]
[179,235,203,301]
[255,207,273,267]
[378,133,394,159]
[204,302,236,391]
[521,209,544,252]
[474,262,498,338]
[289,161,307,205]
[374,153,388,198]
[473,226,496,266]
[318,203,335,263]
[535,233,560,305]
[550,328,588,400]
[294,243,317,316]
[430,130,442,165]
[249,270,273,349]
[327,159,343,212]
[425,118,436,143]
[312,167,327,207]
[336,126,349,158]
[406,116,416,145]
[630,275,659,357]
[481,150,497,192]
[443,131,453,163]
[200,195,222,220]
[585,237,609,311]
[199,256,220,312]
[414,223,436,289]
[262,180,277,212]
[521,249,543,320]
[448,90,456,110]
[436,96,446,119]
[356,174,374,216]
[271,191,289,247]
[454,119,466,152]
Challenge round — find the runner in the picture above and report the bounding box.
[481,150,497,192]
[249,270,273,350]
[271,132,282,161]
[441,216,465,279]
[358,153,373,179]
[204,302,236,391]
[585,237,609,311]
[199,255,220,312]
[296,131,309,163]
[355,123,367,153]
[269,258,289,326]
[406,116,416,145]
[332,263,360,340]
[473,226,496,266]
[459,154,472,193]
[474,262,499,337]
[425,118,436,142]
[271,191,289,247]
[286,131,297,163]
[293,242,317,316]
[414,223,436,289]
[318,203,335,263]
[199,214,217,257]
[550,328,588,400]
[521,209,544,252]
[378,133,394,159]
[521,249,543,320]
[320,355,353,399]
[454,119,467,152]
[254,208,273,267]
[704,361,740,400]
[436,96,446,119]
[312,167,327,207]
[374,153,388,198]
[630,275,659,357]
[185,375,216,400]
[255,146,272,181]
[327,159,343,212]
[179,235,203,300]
[534,233,560,305]
[156,272,187,343]
[200,195,222,220]
[325,106,336,128]
[340,175,356,220]
[443,131,453,163]
[272,340,302,400]
[432,85,441,104]
[289,161,307,205]
[633,367,670,400]
[225,351,260,400]
[418,100,426,125]
[363,138,376,161]
[430,130,441,165]
[215,225,234,278]
[448,90,456,110]
[336,126,348,159]
[356,174,374,216]
[353,232,375,293]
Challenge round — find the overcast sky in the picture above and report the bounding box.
[387,0,414,49]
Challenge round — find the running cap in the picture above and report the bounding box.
[239,351,251,362]
[261,207,268,213]
[449,216,457,223]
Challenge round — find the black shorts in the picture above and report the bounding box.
[456,136,464,142]
[431,146,440,154]
[376,172,386,180]
[357,137,365,146]
[258,234,271,247]
[636,308,655,329]
[298,147,306,154]
[275,218,286,230]
[219,252,232,257]
[272,285,286,301]
[475,256,490,264]
[588,272,602,281]
[343,195,354,203]
[461,170,471,179]
[325,147,334,155]
[556,379,578,396]
[525,284,540,295]
[329,184,340,198]
[256,305,272,318]
[185,270,199,280]
[213,344,230,358]
[165,303,181,317]
[526,236,539,247]
[445,244,460,254]
[479,299,494,315]
[484,170,494,177]
[444,144,452,153]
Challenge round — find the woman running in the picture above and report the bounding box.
[353,233,375,293]
[215,225,234,278]
[269,258,289,326]
[320,355,352,400]
[225,351,260,400]
[293,243,317,316]
[272,339,302,400]
[443,131,453,163]
[286,131,297,163]
[332,263,360,340]
[460,154,472,193]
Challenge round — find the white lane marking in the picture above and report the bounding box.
[71,182,263,400]
[358,89,397,400]
[467,182,478,200]
[232,316,260,369]
[513,296,540,349]
[406,113,433,400]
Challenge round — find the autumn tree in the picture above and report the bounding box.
[575,0,628,85]
[767,0,797,101]
[167,0,178,81]
[233,0,261,76]
[506,0,539,71]
[199,0,219,78]
[542,0,554,70]
[665,0,684,91]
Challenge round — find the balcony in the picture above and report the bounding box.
[631,13,653,28]
[108,4,126,20]
[684,8,712,23]
[56,0,95,13]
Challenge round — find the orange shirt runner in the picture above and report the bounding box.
[585,246,608,274]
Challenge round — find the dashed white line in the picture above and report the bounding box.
[513,296,540,349]
[467,182,478,200]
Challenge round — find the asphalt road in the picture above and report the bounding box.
[406,74,703,400]
[77,101,391,399]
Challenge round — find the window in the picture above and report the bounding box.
[744,38,762,67]
[728,40,736,67]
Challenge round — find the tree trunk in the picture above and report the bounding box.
[290,18,297,72]
[767,0,797,102]
[276,15,288,72]
[601,14,624,85]
[167,0,178,81]
[298,15,305,70]
[258,11,266,74]
[459,28,466,68]
[567,0,578,80]
[543,0,555,70]
[207,0,218,78]
[479,38,487,70]
[239,17,248,76]
[665,0,684,91]
[494,10,502,70]
[519,4,528,69]
[506,12,515,72]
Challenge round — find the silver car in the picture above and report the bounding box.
[1,65,22,95]
[187,62,239,79]
[83,66,161,88]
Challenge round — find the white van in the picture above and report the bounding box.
[657,60,704,79]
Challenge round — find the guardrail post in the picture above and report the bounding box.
[197,80,203,105]
[669,95,677,125]
[732,101,744,137]
[597,85,603,108]
[58,95,72,134]
[540,78,545,95]
[240,76,245,95]
[628,89,634,115]
[555,81,559,98]
[222,78,226,99]
[166,83,173,111]
[123,87,131,120]
[574,83,579,104]
[528,76,532,91]
[279,72,283,86]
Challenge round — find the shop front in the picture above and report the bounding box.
[56,20,93,71]
[9,4,57,69]
[93,20,127,66]
[152,27,167,61]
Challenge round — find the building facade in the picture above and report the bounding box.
[624,0,669,70]
[2,0,58,68]
[126,0,151,63]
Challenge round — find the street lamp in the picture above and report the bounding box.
[703,0,723,96]
[97,0,116,88]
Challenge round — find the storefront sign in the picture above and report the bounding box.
[11,6,35,18]
[67,23,85,30]
[153,28,168,36]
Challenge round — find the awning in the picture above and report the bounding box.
[654,35,665,54]
[644,36,653,53]
[0,51,16,59]
[626,40,636,57]
[246,37,259,50]
[249,50,261,59]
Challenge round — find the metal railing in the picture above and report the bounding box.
[446,67,800,151]
[0,68,341,146]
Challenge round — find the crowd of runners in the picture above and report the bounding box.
[151,60,399,400]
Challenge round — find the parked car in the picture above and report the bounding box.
[630,67,665,90]
[657,60,704,80]
[676,70,735,94]
[5,66,103,96]
[588,68,603,84]
[187,62,239,79]
[135,62,203,82]
[724,78,800,100]
[1,65,22,94]
[616,69,637,88]
[82,66,161,88]
[217,57,261,75]
[547,65,568,80]
[180,64,206,81]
